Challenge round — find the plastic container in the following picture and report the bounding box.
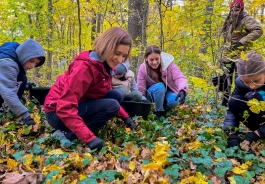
[29,87,50,105]
[121,101,152,120]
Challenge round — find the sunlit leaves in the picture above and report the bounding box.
[247,98,265,114]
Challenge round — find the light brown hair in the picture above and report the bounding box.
[93,27,132,61]
[144,45,161,82]
[237,52,265,76]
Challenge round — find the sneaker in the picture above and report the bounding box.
[52,130,72,147]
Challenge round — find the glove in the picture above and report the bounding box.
[227,133,242,148]
[243,132,259,144]
[176,90,186,104]
[232,42,243,50]
[23,116,36,126]
[25,82,36,90]
[87,137,105,150]
[124,118,137,130]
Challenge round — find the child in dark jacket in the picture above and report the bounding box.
[224,52,265,151]
[0,40,45,125]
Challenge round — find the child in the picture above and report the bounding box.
[112,61,142,102]
[44,27,135,151]
[137,45,188,117]
[224,52,265,150]
[0,40,45,125]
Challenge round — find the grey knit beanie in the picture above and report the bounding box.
[16,39,45,67]
[115,63,127,74]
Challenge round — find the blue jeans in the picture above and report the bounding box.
[45,89,122,139]
[146,83,180,111]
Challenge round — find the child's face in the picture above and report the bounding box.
[23,58,40,70]
[114,73,125,79]
[146,53,161,69]
[241,74,265,90]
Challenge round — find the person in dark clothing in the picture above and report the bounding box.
[224,52,265,151]
[220,0,263,106]
[44,27,135,151]
[0,40,45,125]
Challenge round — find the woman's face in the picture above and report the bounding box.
[146,53,161,69]
[241,73,265,90]
[106,44,130,68]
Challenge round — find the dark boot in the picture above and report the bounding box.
[155,111,166,117]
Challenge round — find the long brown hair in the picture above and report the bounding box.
[237,52,265,76]
[93,27,132,61]
[144,45,161,82]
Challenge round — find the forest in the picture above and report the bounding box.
[0,0,265,183]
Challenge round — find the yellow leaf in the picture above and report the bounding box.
[7,158,18,170]
[240,51,247,60]
[23,154,34,172]
[142,163,160,170]
[48,149,64,155]
[232,167,247,174]
[0,132,4,145]
[43,164,61,172]
[214,145,221,152]
[71,179,78,184]
[79,174,86,180]
[247,98,265,114]
[129,161,136,171]
[187,140,202,150]
[228,176,236,184]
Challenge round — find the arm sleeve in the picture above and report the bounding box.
[137,65,147,96]
[56,64,96,144]
[257,124,265,138]
[0,60,30,118]
[239,16,263,45]
[170,63,189,94]
[118,106,129,120]
[130,79,138,92]
[223,110,240,132]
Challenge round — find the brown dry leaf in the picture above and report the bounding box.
[2,172,44,184]
[123,142,137,156]
[106,158,116,170]
[189,160,196,170]
[241,140,250,151]
[121,161,130,171]
[157,137,167,141]
[210,175,221,184]
[179,169,190,179]
[230,159,241,167]
[114,160,122,172]
[176,126,186,136]
[140,147,153,160]
[32,124,39,133]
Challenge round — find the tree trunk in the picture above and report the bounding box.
[47,0,53,80]
[77,0,82,52]
[128,0,148,73]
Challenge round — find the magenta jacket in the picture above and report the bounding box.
[137,52,188,96]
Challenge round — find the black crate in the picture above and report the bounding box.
[29,87,50,105]
[121,101,152,120]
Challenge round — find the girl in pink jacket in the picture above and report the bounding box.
[137,45,188,117]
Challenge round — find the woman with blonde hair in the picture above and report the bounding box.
[44,27,135,151]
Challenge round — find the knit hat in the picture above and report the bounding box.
[16,39,45,67]
[115,63,127,74]
[230,0,244,11]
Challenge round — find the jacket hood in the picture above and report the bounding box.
[0,42,20,61]
[15,40,45,67]
[160,52,174,71]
